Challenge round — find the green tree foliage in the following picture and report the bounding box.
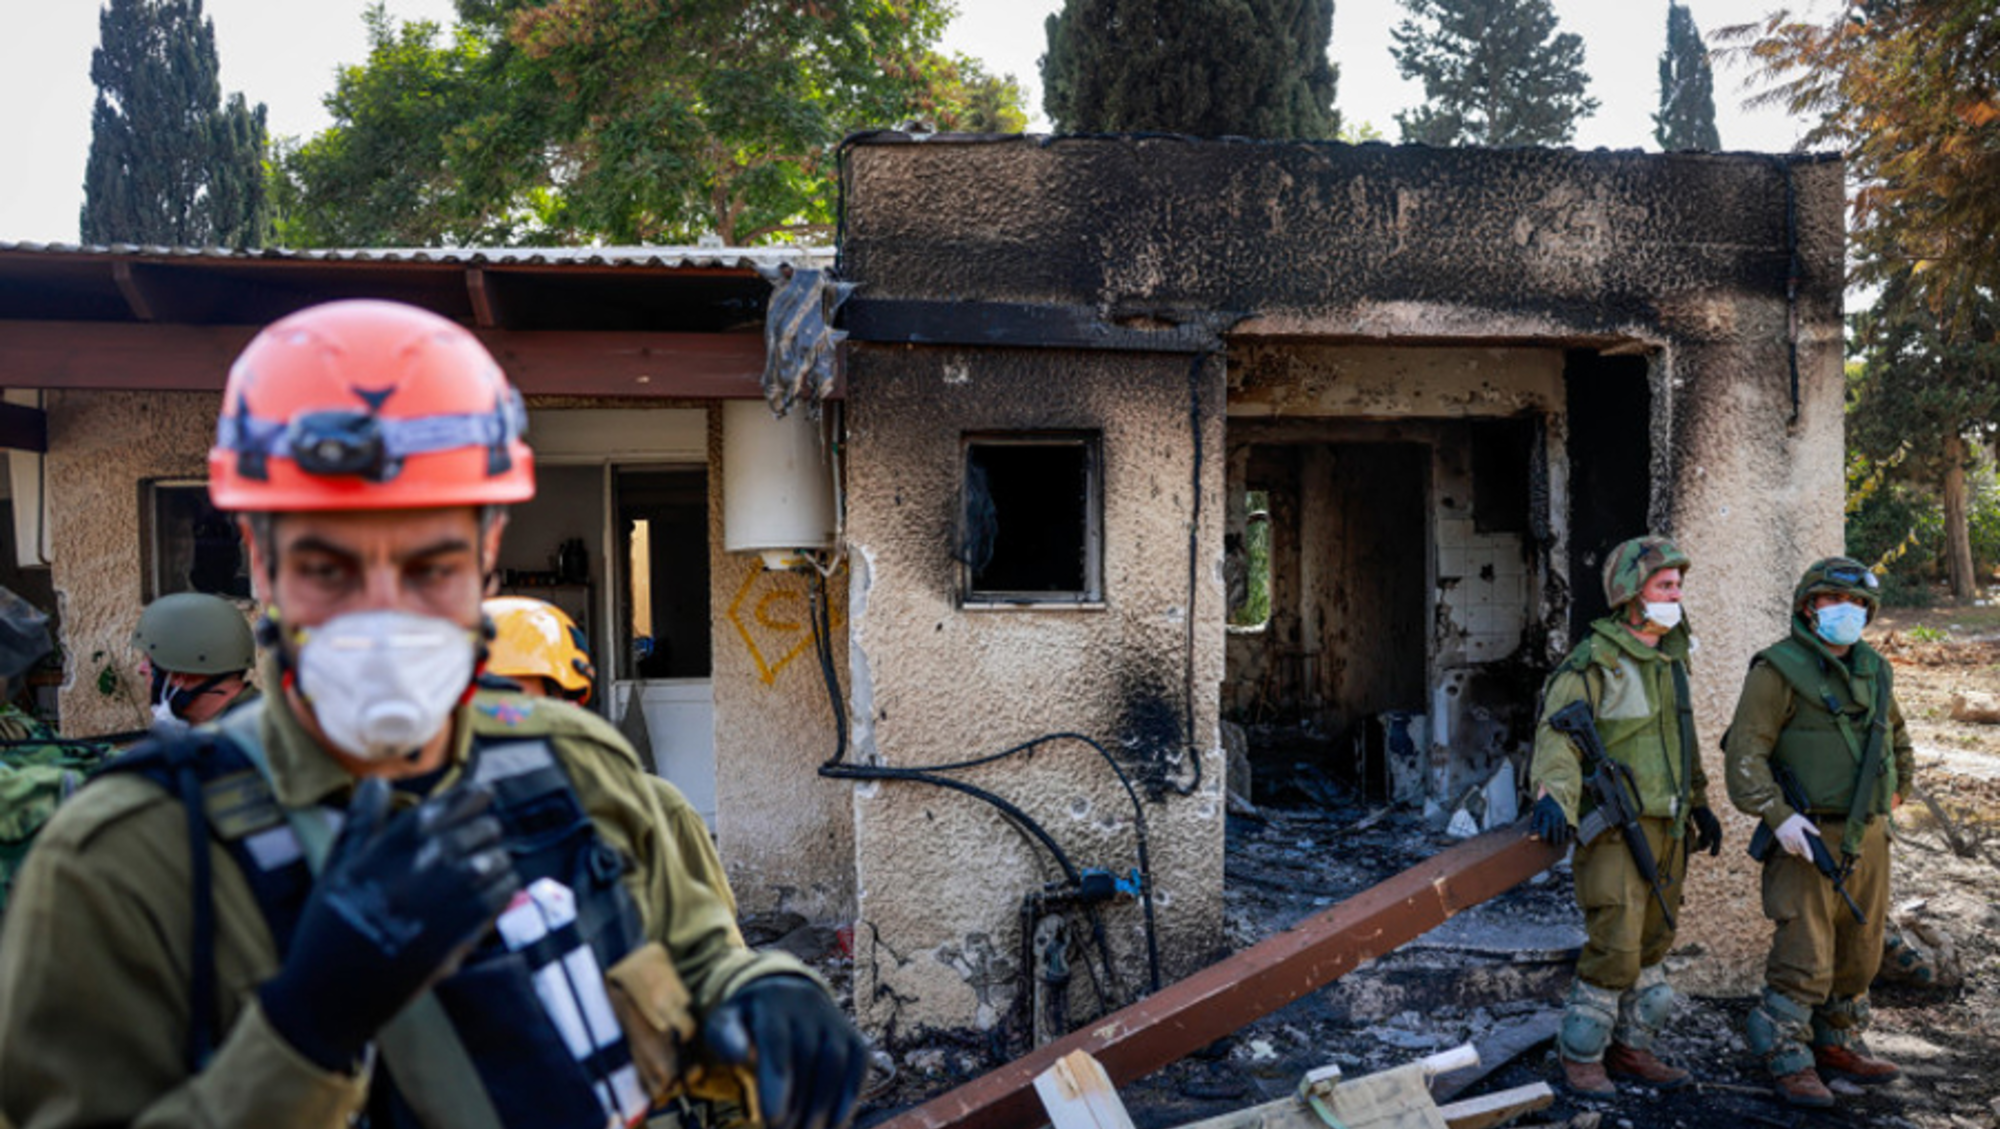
[1849,274,2000,598]
[1654,3,1720,150]
[276,0,1002,247]
[1724,2,2000,316]
[1389,0,1598,146]
[1040,0,1339,138]
[81,0,268,247]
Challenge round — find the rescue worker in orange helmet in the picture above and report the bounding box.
[0,300,867,1129]
[485,595,739,918]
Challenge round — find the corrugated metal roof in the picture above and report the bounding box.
[0,241,835,269]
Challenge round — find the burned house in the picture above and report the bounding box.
[0,134,1844,1048]
[834,136,1844,1037]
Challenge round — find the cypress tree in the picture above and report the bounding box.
[80,0,268,247]
[1654,3,1720,150]
[1041,0,1340,139]
[1390,0,1597,146]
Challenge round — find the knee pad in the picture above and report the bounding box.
[1614,965,1676,1049]
[1746,987,1814,1076]
[1812,993,1870,1047]
[1558,979,1620,1063]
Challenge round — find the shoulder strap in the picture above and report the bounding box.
[1840,665,1895,859]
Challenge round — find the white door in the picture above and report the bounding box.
[610,680,716,825]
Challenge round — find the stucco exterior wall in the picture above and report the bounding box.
[843,137,1845,1004]
[50,391,216,736]
[842,344,1227,1038]
[708,407,856,921]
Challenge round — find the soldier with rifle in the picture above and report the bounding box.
[1725,557,1914,1109]
[1527,536,1724,1097]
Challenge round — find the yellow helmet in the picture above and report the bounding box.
[483,597,595,704]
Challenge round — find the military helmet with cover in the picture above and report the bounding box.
[1601,535,1692,609]
[1793,556,1880,621]
[131,592,256,675]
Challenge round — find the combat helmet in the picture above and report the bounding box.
[1601,535,1691,609]
[131,592,255,675]
[1793,556,1880,622]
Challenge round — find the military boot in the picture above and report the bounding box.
[1814,1043,1900,1084]
[1773,1067,1835,1108]
[1604,1043,1691,1088]
[1556,979,1621,1097]
[1606,966,1688,1087]
[1812,994,1897,1084]
[1559,1056,1616,1097]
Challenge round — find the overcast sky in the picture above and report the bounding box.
[1,0,1833,246]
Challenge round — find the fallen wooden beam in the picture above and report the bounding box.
[879,824,1563,1129]
[1436,1083,1554,1129]
[1175,1046,1478,1129]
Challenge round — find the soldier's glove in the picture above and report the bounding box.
[1689,805,1724,857]
[1775,812,1822,861]
[704,974,868,1129]
[1530,794,1573,847]
[259,777,521,1072]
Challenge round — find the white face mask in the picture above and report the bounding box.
[1641,600,1683,631]
[294,610,476,761]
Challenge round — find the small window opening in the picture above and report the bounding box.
[960,435,1101,603]
[1229,491,1271,630]
[145,481,250,600]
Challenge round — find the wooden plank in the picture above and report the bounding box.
[1436,1083,1554,1129]
[0,320,775,398]
[466,267,501,328]
[1175,1050,1475,1129]
[1034,1050,1136,1129]
[111,261,158,321]
[880,827,1561,1129]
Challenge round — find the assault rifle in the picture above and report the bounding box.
[1747,761,1867,925]
[1548,700,1677,931]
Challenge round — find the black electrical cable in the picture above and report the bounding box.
[1170,349,1210,800]
[1779,158,1802,427]
[807,564,1162,993]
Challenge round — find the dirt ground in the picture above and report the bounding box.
[840,594,2000,1129]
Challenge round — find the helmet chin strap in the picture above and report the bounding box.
[150,666,231,719]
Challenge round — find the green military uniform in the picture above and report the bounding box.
[1531,613,1706,1061]
[652,777,739,920]
[0,675,810,1129]
[1725,612,1912,1079]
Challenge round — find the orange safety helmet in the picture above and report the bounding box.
[483,596,596,704]
[208,299,534,512]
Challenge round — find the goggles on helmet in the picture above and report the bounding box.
[1820,565,1879,590]
[219,391,527,485]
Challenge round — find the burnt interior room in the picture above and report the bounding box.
[1223,429,1431,805]
[1223,348,1655,817]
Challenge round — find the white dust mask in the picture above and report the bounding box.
[1641,601,1683,631]
[295,610,476,761]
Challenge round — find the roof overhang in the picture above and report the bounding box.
[0,242,834,399]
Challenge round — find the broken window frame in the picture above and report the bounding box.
[142,478,253,602]
[959,432,1105,608]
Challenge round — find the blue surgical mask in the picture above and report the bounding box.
[1813,602,1867,647]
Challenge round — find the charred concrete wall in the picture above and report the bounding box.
[841,344,1227,1038]
[844,137,1845,1001]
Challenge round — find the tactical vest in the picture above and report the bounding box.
[98,698,648,1129]
[1755,633,1896,818]
[1551,621,1697,825]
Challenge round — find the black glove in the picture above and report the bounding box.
[1531,794,1573,847]
[703,974,868,1129]
[260,778,521,1071]
[1689,805,1724,857]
